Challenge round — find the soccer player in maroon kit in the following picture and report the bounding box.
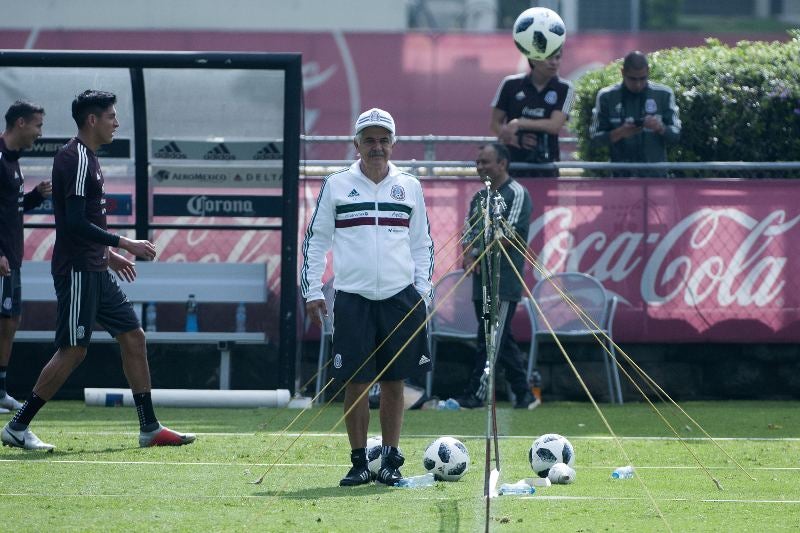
[2,90,195,451]
[0,101,51,414]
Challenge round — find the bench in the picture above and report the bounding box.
[16,260,268,389]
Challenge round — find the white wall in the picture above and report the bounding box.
[0,0,407,31]
[781,0,800,23]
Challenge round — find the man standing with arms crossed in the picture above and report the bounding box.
[302,108,434,486]
[2,90,195,451]
[0,100,51,413]
[458,143,535,410]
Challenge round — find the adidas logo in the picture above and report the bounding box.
[347,189,360,198]
[153,141,187,159]
[253,142,282,160]
[204,143,235,160]
[418,354,431,366]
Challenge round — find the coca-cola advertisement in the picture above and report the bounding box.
[305,177,800,344]
[22,177,800,343]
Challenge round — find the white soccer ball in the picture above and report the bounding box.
[366,436,383,477]
[423,436,470,481]
[529,433,575,478]
[512,7,566,61]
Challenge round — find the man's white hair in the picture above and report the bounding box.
[354,130,396,146]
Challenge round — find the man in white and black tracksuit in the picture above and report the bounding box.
[301,108,434,487]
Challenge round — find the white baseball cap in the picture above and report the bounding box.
[354,107,396,136]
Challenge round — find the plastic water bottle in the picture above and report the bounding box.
[498,480,535,495]
[436,398,460,410]
[611,465,635,479]
[145,302,157,332]
[396,472,435,488]
[235,302,247,332]
[185,294,199,332]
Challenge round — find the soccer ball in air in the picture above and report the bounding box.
[366,436,383,477]
[529,433,575,478]
[423,436,470,481]
[512,7,566,61]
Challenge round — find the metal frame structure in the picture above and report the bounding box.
[0,49,303,392]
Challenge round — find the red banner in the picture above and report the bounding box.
[303,177,800,343]
[23,177,800,343]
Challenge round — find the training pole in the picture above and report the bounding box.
[481,183,504,532]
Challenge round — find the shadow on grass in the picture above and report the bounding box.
[436,500,460,533]
[252,484,401,499]
[0,446,130,459]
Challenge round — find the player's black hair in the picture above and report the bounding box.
[481,142,511,165]
[622,50,649,72]
[4,100,45,130]
[72,90,116,128]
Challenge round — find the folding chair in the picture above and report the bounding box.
[523,272,623,404]
[426,269,479,398]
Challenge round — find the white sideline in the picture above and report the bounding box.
[2,458,799,471]
[15,430,800,442]
[0,489,796,505]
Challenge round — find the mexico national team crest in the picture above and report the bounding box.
[333,353,343,369]
[544,90,557,105]
[645,98,657,114]
[390,185,405,201]
[77,325,85,340]
[2,297,11,310]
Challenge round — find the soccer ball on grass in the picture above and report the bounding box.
[529,433,575,478]
[512,7,566,61]
[366,435,383,477]
[423,436,470,481]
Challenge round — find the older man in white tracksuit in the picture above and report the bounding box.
[301,108,434,487]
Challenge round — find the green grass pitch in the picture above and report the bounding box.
[1,400,798,532]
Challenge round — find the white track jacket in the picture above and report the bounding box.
[301,160,434,304]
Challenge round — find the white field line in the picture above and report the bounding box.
[527,496,800,504]
[1,458,799,471]
[0,459,348,467]
[36,430,800,442]
[0,490,797,505]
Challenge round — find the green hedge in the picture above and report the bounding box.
[572,31,800,163]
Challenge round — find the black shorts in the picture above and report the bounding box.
[54,270,140,347]
[0,269,22,318]
[331,284,431,384]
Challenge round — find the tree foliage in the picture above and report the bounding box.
[572,31,800,163]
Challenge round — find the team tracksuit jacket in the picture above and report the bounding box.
[589,81,681,163]
[301,160,434,304]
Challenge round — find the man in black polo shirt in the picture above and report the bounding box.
[0,100,51,414]
[490,51,574,177]
[2,90,195,451]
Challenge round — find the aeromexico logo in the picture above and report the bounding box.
[531,208,800,307]
[187,195,254,216]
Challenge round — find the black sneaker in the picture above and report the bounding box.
[340,448,371,487]
[514,391,538,409]
[376,448,405,486]
[339,464,372,486]
[457,394,484,409]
